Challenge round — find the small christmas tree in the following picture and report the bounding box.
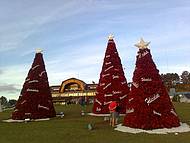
[12,49,56,120]
[92,35,129,114]
[123,38,180,129]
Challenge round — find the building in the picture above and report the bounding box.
[50,78,97,104]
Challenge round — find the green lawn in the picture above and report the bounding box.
[0,102,190,143]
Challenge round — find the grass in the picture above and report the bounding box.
[0,102,190,143]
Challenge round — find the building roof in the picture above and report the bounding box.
[184,94,190,99]
[50,78,97,93]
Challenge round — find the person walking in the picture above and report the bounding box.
[108,101,117,127]
[115,101,120,124]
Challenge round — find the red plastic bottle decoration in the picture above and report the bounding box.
[12,50,56,120]
[123,39,180,129]
[92,35,129,114]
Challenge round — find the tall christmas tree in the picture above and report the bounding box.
[123,38,180,129]
[12,49,56,120]
[92,35,129,114]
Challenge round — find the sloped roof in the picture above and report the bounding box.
[184,94,190,99]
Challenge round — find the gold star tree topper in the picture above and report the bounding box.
[36,48,43,53]
[135,38,150,49]
[108,34,114,40]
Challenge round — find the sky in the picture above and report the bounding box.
[0,0,190,99]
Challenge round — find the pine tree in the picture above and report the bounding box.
[92,35,129,114]
[123,38,180,129]
[12,49,56,120]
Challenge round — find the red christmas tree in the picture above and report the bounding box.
[123,38,180,129]
[92,35,129,114]
[12,49,56,120]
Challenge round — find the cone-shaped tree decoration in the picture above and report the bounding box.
[123,38,180,129]
[92,35,129,114]
[12,49,56,120]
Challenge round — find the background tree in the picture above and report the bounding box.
[0,96,8,106]
[161,73,180,84]
[161,73,180,90]
[181,71,190,84]
[8,99,17,107]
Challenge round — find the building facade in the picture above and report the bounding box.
[50,78,97,104]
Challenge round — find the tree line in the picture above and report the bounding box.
[0,96,17,108]
[161,71,190,84]
[161,71,190,91]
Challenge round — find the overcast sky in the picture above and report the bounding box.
[0,0,190,99]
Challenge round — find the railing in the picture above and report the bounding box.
[175,92,190,95]
[52,91,96,97]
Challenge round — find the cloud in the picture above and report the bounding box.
[1,0,190,98]
[158,65,190,75]
[0,0,90,53]
[0,64,28,99]
[0,83,19,93]
[0,64,29,85]
[0,69,3,75]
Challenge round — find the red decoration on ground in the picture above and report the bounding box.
[92,35,129,114]
[12,50,56,120]
[123,39,180,129]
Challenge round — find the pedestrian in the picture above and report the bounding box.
[108,101,117,127]
[79,96,86,115]
[115,101,120,124]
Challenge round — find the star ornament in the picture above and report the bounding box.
[108,34,114,40]
[135,38,150,49]
[36,48,43,53]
